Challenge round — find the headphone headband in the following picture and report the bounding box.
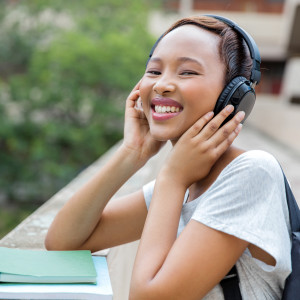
[204,14,261,85]
[147,15,261,85]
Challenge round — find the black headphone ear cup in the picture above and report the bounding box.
[214,76,256,125]
[214,76,246,115]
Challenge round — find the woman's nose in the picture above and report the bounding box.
[153,74,175,95]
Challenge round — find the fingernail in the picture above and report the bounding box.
[236,111,245,121]
[206,111,214,118]
[226,105,234,112]
[235,123,243,134]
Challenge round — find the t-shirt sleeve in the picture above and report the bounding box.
[143,180,155,210]
[191,150,291,270]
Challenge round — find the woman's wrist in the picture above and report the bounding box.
[118,143,149,171]
[157,165,189,191]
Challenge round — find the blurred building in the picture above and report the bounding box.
[148,0,300,102]
[166,0,284,13]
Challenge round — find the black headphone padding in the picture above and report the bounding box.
[215,76,256,124]
[215,76,247,113]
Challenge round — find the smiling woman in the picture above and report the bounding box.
[45,15,291,300]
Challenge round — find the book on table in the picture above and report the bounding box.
[0,247,113,299]
[0,247,97,283]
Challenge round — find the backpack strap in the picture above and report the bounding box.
[282,172,300,232]
[220,265,242,300]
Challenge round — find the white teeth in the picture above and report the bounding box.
[154,105,181,113]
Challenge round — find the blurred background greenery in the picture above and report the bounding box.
[0,0,160,238]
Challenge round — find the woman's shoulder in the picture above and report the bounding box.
[230,149,278,164]
[224,149,282,178]
[210,149,285,200]
[236,149,279,163]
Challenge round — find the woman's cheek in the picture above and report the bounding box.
[188,87,218,115]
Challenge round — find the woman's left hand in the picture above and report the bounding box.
[160,105,245,188]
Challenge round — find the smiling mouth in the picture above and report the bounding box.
[150,97,183,120]
[154,105,181,113]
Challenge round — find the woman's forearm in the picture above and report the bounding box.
[130,173,186,299]
[45,145,146,250]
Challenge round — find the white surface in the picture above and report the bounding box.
[0,256,112,299]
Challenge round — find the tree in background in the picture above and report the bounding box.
[0,0,157,235]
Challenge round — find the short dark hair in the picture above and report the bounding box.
[160,16,253,86]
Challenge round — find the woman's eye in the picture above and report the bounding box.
[180,71,198,76]
[146,70,161,75]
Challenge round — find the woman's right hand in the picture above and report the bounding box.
[158,106,244,189]
[121,81,165,165]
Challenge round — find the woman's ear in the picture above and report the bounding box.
[135,97,143,111]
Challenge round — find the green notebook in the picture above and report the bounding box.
[0,247,97,284]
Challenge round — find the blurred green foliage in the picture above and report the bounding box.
[0,206,35,238]
[0,0,156,212]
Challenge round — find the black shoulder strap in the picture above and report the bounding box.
[282,172,300,232]
[221,169,299,300]
[220,265,242,300]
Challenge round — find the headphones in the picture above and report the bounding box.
[147,15,261,124]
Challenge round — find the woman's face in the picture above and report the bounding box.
[139,25,226,142]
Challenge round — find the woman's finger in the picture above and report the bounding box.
[200,105,235,140]
[184,111,214,138]
[125,80,142,109]
[132,79,142,91]
[208,110,245,146]
[125,90,140,110]
[212,123,243,159]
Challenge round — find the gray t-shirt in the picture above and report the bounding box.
[143,150,292,299]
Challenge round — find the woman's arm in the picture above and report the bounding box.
[130,107,248,300]
[45,147,147,252]
[45,81,164,251]
[131,218,248,300]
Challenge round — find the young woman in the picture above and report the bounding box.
[45,16,291,299]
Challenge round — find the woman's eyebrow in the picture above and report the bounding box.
[148,57,162,64]
[177,57,204,68]
[148,56,204,68]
